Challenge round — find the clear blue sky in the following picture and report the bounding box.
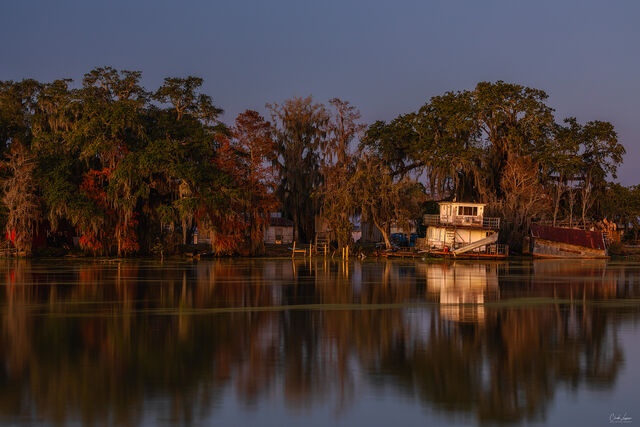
[2,0,639,183]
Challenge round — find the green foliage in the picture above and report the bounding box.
[0,68,248,256]
[351,155,424,249]
[0,72,632,255]
[361,80,627,239]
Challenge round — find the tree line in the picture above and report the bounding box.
[0,68,635,255]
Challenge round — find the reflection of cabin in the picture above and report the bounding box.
[264,216,294,244]
[426,263,499,323]
[422,202,506,256]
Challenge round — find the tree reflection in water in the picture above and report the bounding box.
[0,259,637,425]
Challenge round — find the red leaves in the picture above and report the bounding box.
[81,168,113,210]
[206,214,246,255]
[80,168,139,255]
[196,111,279,255]
[79,231,102,254]
[117,214,139,255]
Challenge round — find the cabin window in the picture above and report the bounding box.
[457,206,478,216]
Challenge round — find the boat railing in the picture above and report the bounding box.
[424,214,501,229]
[482,217,501,229]
[424,215,442,226]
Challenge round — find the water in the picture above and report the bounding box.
[1,258,639,426]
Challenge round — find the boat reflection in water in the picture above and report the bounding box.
[0,259,638,425]
[425,263,499,323]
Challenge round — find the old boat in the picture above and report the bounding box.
[419,202,508,259]
[530,224,607,258]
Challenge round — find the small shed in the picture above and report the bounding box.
[264,217,294,244]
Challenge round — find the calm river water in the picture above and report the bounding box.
[1,258,639,426]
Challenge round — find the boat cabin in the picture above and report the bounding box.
[437,202,485,226]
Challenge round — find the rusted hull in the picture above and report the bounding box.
[531,238,607,258]
[530,224,608,258]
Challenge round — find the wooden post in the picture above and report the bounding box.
[346,245,349,260]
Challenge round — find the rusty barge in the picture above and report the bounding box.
[530,224,608,258]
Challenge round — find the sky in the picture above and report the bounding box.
[1,0,639,183]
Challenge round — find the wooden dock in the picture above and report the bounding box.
[289,241,341,258]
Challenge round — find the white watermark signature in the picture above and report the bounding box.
[610,413,632,424]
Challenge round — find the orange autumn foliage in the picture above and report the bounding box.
[79,168,139,255]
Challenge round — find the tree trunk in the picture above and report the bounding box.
[182,218,187,245]
[552,182,563,227]
[381,229,391,249]
[568,189,575,228]
[293,210,298,243]
[373,218,391,249]
[581,186,590,228]
[581,177,592,229]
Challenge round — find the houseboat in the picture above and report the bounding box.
[420,202,508,258]
[530,224,607,258]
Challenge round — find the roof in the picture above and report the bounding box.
[438,201,486,207]
[530,224,606,250]
[269,217,294,227]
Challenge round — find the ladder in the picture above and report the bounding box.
[315,232,330,254]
